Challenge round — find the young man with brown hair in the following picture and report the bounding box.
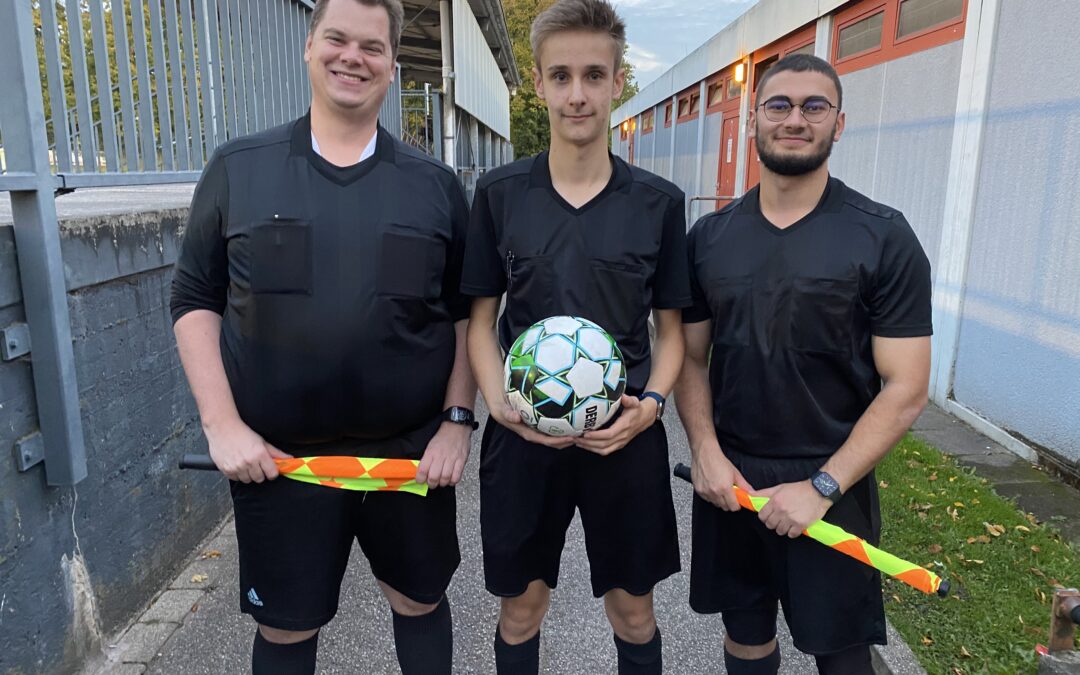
[170,0,475,672]
[462,1,690,673]
[675,53,932,674]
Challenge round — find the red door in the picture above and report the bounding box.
[715,115,739,210]
[628,126,635,165]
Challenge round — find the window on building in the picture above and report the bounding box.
[837,11,884,60]
[897,0,963,38]
[727,78,742,100]
[664,102,673,126]
[708,82,724,107]
[677,97,689,118]
[689,93,701,116]
[788,42,816,57]
[642,109,654,133]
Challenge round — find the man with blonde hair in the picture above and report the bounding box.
[463,1,690,672]
[171,0,475,672]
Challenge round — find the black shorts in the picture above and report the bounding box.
[479,418,681,598]
[232,416,460,631]
[689,450,886,655]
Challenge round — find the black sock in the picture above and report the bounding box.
[391,596,453,675]
[494,626,540,675]
[815,645,873,675]
[723,644,780,675]
[613,627,662,674]
[251,628,318,675]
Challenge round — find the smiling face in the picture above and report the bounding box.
[533,30,625,150]
[304,0,395,120]
[750,69,845,177]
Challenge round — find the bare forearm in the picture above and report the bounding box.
[173,310,241,430]
[673,355,720,458]
[642,309,685,398]
[821,379,928,492]
[443,319,478,410]
[466,298,506,410]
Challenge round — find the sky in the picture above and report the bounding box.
[611,0,758,88]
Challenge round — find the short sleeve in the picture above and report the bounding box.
[651,192,692,309]
[440,176,472,321]
[682,217,712,323]
[170,151,230,323]
[871,215,933,337]
[460,181,507,297]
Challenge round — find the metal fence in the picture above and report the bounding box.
[1,0,314,189]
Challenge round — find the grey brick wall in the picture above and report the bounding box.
[0,212,230,674]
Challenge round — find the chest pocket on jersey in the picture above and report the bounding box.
[789,276,857,355]
[377,232,442,298]
[588,259,646,338]
[506,254,555,328]
[250,219,312,294]
[706,276,752,347]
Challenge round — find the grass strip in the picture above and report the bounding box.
[877,435,1078,674]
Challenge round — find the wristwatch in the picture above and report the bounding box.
[442,406,478,430]
[638,392,666,420]
[810,470,842,504]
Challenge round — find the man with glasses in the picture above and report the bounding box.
[674,54,932,674]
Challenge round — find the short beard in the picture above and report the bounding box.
[756,125,835,176]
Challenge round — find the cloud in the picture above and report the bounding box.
[625,43,667,76]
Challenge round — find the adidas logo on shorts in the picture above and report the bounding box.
[247,587,264,607]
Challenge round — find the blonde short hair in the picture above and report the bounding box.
[530,0,626,69]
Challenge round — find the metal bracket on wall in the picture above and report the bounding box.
[15,432,45,472]
[1,323,32,360]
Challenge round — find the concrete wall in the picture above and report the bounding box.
[0,213,229,674]
[672,118,700,197]
[830,40,964,275]
[951,0,1080,466]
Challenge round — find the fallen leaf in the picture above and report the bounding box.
[1014,525,1031,533]
[1019,615,1025,625]
[951,667,965,675]
[928,544,943,554]
[892,594,902,604]
[966,559,984,565]
[1026,513,1038,525]
[929,472,938,481]
[921,636,933,646]
[972,535,991,544]
[917,512,928,521]
[984,522,1005,537]
[949,476,957,482]
[972,499,981,505]
[960,645,972,658]
[879,480,889,488]
[199,550,222,560]
[1037,588,1047,604]
[1031,567,1046,578]
[1031,545,1041,553]
[954,502,965,508]
[190,574,209,584]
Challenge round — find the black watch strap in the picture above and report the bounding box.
[442,406,478,430]
[811,470,842,504]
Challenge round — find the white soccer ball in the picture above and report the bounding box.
[505,316,626,437]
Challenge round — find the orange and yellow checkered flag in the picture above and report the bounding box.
[674,463,949,597]
[180,454,427,496]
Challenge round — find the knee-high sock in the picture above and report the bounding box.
[391,596,453,675]
[613,627,662,674]
[723,644,781,675]
[252,629,319,675]
[494,626,540,675]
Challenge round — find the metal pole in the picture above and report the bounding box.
[440,0,456,170]
[0,1,87,485]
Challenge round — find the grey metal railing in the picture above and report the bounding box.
[3,0,315,191]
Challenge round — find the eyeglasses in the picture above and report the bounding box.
[758,96,839,123]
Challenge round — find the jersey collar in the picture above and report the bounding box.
[529,150,632,215]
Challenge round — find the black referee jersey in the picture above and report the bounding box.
[461,152,692,394]
[685,177,932,460]
[170,113,470,446]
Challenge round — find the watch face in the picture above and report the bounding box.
[813,472,838,496]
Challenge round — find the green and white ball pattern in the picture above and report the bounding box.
[504,315,626,437]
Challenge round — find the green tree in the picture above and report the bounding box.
[504,0,638,159]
